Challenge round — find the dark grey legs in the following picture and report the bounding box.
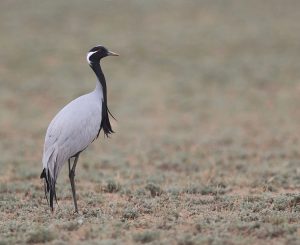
[68,153,80,213]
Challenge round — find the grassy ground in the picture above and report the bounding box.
[0,0,300,244]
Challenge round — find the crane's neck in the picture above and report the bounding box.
[89,62,114,137]
[90,62,107,104]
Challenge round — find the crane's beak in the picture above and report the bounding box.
[107,51,119,56]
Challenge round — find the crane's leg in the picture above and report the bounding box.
[68,153,80,213]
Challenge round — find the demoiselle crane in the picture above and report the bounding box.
[40,45,118,213]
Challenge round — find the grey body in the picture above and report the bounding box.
[42,82,103,181]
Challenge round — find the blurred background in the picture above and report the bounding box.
[0,0,300,244]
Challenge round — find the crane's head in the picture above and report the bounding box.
[87,45,119,65]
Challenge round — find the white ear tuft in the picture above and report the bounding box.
[86,51,98,65]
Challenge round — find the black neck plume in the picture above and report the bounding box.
[90,62,114,137]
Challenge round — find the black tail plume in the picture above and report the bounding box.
[40,168,57,212]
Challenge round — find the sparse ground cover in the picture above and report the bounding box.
[0,0,299,244]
